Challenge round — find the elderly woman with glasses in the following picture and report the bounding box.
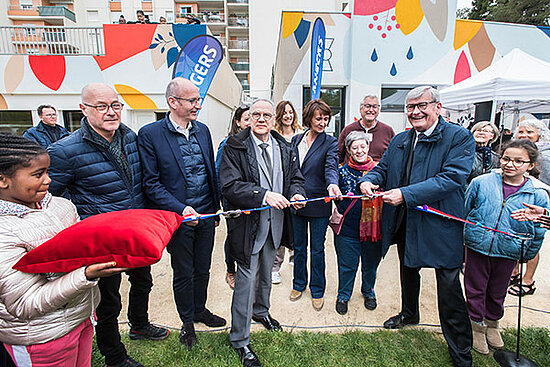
[507,118,550,297]
[468,121,500,184]
[333,131,382,315]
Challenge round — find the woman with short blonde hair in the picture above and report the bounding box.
[468,121,500,183]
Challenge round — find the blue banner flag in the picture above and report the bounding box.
[172,34,224,102]
[310,18,326,101]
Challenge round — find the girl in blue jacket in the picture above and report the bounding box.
[464,139,549,355]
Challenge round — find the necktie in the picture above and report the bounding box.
[259,143,273,181]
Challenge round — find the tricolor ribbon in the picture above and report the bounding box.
[180,192,530,240]
[413,205,530,240]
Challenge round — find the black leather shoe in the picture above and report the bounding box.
[106,356,145,367]
[129,323,170,341]
[179,322,197,350]
[383,313,420,329]
[193,308,227,327]
[252,314,282,331]
[364,296,377,311]
[236,344,262,367]
[335,300,348,315]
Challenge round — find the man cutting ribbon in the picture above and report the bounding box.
[359,86,475,367]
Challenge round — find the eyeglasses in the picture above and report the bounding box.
[405,101,437,112]
[361,104,379,110]
[171,96,203,106]
[251,112,273,121]
[479,129,494,134]
[500,156,531,168]
[83,102,124,113]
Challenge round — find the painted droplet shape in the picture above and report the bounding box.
[407,46,414,60]
[371,48,378,62]
[454,50,471,84]
[390,63,397,76]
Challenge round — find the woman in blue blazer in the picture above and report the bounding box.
[289,99,341,310]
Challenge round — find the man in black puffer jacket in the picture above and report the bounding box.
[48,83,168,367]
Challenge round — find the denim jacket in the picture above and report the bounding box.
[464,171,550,260]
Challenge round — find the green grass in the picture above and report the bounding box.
[92,328,550,366]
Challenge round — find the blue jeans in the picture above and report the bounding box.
[334,234,382,302]
[292,215,329,298]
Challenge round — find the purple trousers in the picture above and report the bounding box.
[464,247,516,322]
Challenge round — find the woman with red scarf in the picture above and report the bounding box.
[333,131,383,315]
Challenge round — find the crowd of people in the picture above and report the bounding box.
[1,80,549,367]
[116,10,199,25]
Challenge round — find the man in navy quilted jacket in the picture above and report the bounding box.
[23,105,70,148]
[48,83,168,367]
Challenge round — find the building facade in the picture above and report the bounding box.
[0,21,242,148]
[272,0,550,135]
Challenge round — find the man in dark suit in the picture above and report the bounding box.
[220,99,306,367]
[359,86,474,367]
[138,77,225,350]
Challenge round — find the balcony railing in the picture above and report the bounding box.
[0,26,104,55]
[176,12,225,24]
[228,16,248,27]
[230,62,249,71]
[228,0,249,4]
[228,39,248,50]
[39,6,76,22]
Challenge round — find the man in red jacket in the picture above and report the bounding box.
[338,95,395,164]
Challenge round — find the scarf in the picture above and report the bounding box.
[476,145,493,171]
[348,156,382,242]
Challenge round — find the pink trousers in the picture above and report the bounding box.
[4,318,93,367]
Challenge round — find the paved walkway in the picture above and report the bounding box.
[120,222,550,333]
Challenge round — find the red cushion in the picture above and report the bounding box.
[14,209,183,273]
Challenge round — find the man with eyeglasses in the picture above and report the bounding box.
[220,98,306,367]
[23,105,70,148]
[337,95,394,164]
[138,77,225,351]
[48,83,168,367]
[359,86,475,367]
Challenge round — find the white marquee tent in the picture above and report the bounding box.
[440,48,550,116]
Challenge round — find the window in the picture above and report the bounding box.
[303,87,346,137]
[19,0,33,10]
[180,6,192,15]
[165,10,174,23]
[62,110,84,132]
[0,111,32,136]
[87,10,100,23]
[381,87,413,112]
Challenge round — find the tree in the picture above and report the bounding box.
[467,0,550,26]
[468,0,491,20]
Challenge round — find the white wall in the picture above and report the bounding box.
[249,0,343,99]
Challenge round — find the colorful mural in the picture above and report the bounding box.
[273,0,550,131]
[0,24,239,112]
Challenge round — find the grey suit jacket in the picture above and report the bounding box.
[252,136,284,254]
